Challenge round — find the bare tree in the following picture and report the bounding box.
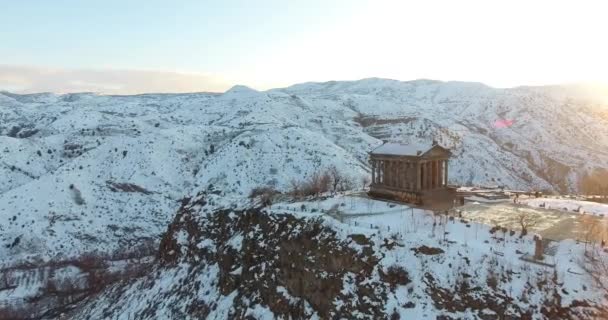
[581,214,601,254]
[289,170,331,198]
[517,212,537,237]
[328,165,342,194]
[361,176,370,190]
[338,175,354,192]
[310,171,331,196]
[248,186,278,207]
[289,179,301,198]
[320,171,331,194]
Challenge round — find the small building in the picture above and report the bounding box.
[368,141,455,207]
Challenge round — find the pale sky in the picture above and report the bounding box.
[1,0,607,94]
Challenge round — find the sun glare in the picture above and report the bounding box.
[236,0,608,90]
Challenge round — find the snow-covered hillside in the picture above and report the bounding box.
[2,79,608,319]
[1,79,608,264]
[68,192,608,319]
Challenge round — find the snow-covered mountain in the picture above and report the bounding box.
[1,79,608,264]
[2,78,608,318]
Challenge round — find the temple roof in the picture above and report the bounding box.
[370,142,449,157]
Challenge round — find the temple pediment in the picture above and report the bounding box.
[370,142,450,159]
[421,145,451,158]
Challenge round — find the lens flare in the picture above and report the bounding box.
[493,119,514,128]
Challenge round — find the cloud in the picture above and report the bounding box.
[0,65,234,94]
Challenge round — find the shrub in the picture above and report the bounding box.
[0,304,35,320]
[486,269,499,290]
[248,186,279,207]
[72,252,107,270]
[380,265,411,290]
[289,169,335,198]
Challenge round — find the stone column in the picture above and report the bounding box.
[420,162,424,190]
[399,161,404,189]
[386,160,390,186]
[403,161,408,189]
[444,160,449,186]
[390,160,394,188]
[442,160,446,186]
[426,162,431,190]
[388,160,392,187]
[428,161,432,189]
[409,162,413,190]
[391,160,395,188]
[377,160,382,184]
[431,160,435,188]
[423,161,428,190]
[396,160,401,189]
[394,161,399,188]
[391,160,396,187]
[376,160,380,185]
[386,160,389,185]
[371,160,376,184]
[436,160,441,188]
[436,160,441,187]
[425,161,430,190]
[387,160,392,187]
[431,161,436,189]
[433,160,439,189]
[382,160,386,186]
[416,161,421,191]
[439,160,444,187]
[402,161,406,189]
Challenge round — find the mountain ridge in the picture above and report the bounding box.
[1,78,607,265]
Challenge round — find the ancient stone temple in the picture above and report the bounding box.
[368,141,455,207]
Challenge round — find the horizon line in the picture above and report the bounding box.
[2,75,607,96]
